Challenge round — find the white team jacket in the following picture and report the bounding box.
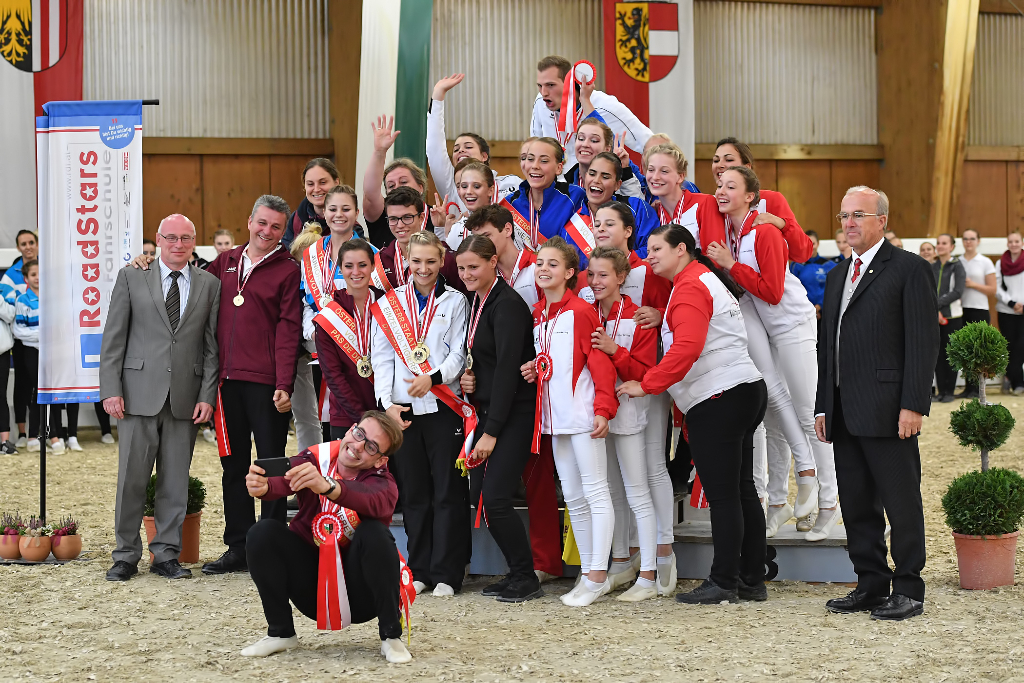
[530,91,652,170]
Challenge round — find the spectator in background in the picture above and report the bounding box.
[885,230,903,249]
[12,260,39,452]
[996,232,1024,395]
[0,276,16,454]
[789,230,836,335]
[46,405,77,453]
[189,249,210,270]
[4,230,37,447]
[933,234,966,403]
[213,229,235,254]
[919,241,937,263]
[959,229,997,398]
[832,228,852,262]
[282,158,342,249]
[142,239,157,259]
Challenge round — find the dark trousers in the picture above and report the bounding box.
[998,312,1024,390]
[23,345,39,438]
[219,379,292,551]
[832,387,926,601]
[0,349,9,433]
[686,380,768,590]
[247,518,403,640]
[49,403,79,439]
[12,340,29,426]
[391,403,469,589]
[469,407,536,580]
[961,308,990,394]
[935,316,964,395]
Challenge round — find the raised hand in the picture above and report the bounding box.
[432,73,466,102]
[429,192,449,230]
[371,115,400,154]
[613,131,630,167]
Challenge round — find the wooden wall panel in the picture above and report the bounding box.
[959,161,1007,236]
[1010,162,1024,235]
[777,161,833,236]
[830,160,882,223]
[269,156,311,218]
[201,156,271,246]
[753,160,778,192]
[142,155,203,240]
[693,159,716,196]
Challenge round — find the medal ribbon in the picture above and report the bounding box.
[555,60,596,149]
[405,285,439,349]
[498,248,533,288]
[596,297,626,342]
[371,291,478,471]
[531,298,569,453]
[313,298,373,372]
[237,244,282,299]
[499,197,541,251]
[371,251,394,292]
[466,277,498,359]
[302,237,337,310]
[728,210,757,262]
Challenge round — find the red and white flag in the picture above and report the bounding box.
[603,0,694,167]
[0,0,82,246]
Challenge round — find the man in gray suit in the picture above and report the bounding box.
[100,214,221,581]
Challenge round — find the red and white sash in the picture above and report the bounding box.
[370,290,478,469]
[313,298,373,371]
[302,237,337,310]
[499,197,539,251]
[371,251,394,292]
[555,60,596,148]
[565,212,596,259]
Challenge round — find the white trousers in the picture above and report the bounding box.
[291,354,323,453]
[765,317,839,508]
[644,392,677,545]
[752,422,768,500]
[552,432,614,574]
[606,431,657,571]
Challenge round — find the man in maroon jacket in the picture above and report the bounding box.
[202,195,303,575]
[240,411,411,663]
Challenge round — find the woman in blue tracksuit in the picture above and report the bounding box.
[564,114,647,200]
[577,152,660,258]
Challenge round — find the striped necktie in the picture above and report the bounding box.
[166,270,181,331]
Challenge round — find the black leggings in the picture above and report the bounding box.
[935,317,964,395]
[686,380,768,590]
[0,349,10,433]
[999,312,1024,390]
[390,404,470,589]
[23,345,40,438]
[49,404,79,439]
[246,518,403,640]
[12,340,29,426]
[469,407,536,580]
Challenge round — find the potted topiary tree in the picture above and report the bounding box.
[0,512,25,560]
[942,321,1023,589]
[143,475,206,564]
[51,515,82,561]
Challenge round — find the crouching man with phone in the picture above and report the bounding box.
[241,411,415,664]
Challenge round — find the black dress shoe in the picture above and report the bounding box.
[825,588,889,614]
[202,549,248,575]
[738,579,768,602]
[482,574,512,596]
[496,574,544,603]
[870,594,924,621]
[931,393,945,403]
[150,558,192,579]
[105,560,138,582]
[940,394,956,403]
[675,578,739,605]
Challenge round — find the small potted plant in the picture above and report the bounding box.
[942,322,1022,588]
[0,512,25,560]
[19,515,52,562]
[51,515,82,561]
[143,475,206,564]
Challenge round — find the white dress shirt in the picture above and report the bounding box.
[159,258,190,319]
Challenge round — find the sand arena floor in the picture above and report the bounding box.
[2,395,1024,682]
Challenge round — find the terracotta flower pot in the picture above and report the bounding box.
[51,534,82,560]
[952,530,1019,590]
[144,511,202,564]
[0,534,21,560]
[19,536,52,562]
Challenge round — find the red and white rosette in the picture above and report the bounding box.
[535,351,554,382]
[556,60,597,149]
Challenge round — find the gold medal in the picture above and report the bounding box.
[233,294,245,306]
[466,351,473,370]
[356,356,372,378]
[412,343,430,365]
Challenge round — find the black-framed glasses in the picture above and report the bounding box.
[387,213,421,227]
[351,425,380,456]
[159,233,196,244]
[835,212,879,223]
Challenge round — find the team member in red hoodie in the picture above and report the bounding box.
[644,143,725,250]
[204,195,303,574]
[521,237,618,607]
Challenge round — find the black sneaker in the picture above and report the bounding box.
[482,574,512,596]
[675,578,739,605]
[0,441,17,455]
[738,579,768,602]
[495,575,544,603]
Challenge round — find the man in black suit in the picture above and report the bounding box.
[814,186,938,621]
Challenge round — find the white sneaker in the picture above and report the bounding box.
[240,635,298,657]
[616,580,658,602]
[656,553,677,597]
[608,564,637,591]
[26,438,40,452]
[100,433,115,444]
[49,439,66,454]
[765,504,793,538]
[795,477,820,519]
[15,436,27,448]
[67,437,83,452]
[412,580,428,595]
[381,637,412,663]
[806,507,841,542]
[535,570,558,584]
[563,578,610,607]
[202,428,216,444]
[796,512,815,532]
[431,582,454,597]
[559,575,586,605]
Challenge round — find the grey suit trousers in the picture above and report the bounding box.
[113,397,199,564]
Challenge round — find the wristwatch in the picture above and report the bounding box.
[323,477,338,498]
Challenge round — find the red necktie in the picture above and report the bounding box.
[851,257,863,283]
